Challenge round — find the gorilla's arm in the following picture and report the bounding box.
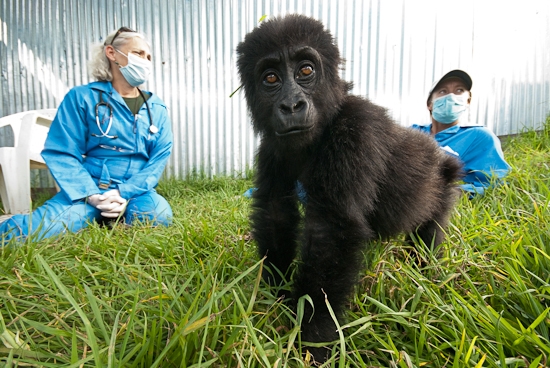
[293,197,372,345]
[291,120,382,346]
[251,149,302,287]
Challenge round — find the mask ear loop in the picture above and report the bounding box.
[466,91,472,125]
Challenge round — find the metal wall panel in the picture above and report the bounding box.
[1,0,549,181]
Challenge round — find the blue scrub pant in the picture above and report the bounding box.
[0,190,172,246]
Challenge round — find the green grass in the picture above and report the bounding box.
[1,118,549,367]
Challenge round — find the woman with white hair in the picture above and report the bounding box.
[1,27,173,245]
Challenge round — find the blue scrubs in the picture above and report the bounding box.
[411,124,510,195]
[1,81,173,245]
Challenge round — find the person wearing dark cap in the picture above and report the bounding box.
[412,69,510,196]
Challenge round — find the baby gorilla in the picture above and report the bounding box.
[237,14,462,363]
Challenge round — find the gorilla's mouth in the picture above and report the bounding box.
[276,125,314,136]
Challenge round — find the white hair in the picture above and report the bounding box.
[88,29,151,81]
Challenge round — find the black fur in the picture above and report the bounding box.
[237,14,462,363]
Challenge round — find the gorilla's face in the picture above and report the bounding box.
[236,15,351,150]
[256,46,322,140]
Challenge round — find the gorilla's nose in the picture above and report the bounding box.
[279,99,307,115]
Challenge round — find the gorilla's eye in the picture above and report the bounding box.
[297,65,314,79]
[265,73,279,84]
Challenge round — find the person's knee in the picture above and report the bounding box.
[150,206,173,226]
[0,217,25,245]
[126,208,173,226]
[125,193,173,226]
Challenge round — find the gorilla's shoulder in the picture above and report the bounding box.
[325,95,440,154]
[334,95,398,131]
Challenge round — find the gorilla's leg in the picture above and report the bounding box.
[293,205,372,361]
[409,155,462,249]
[409,219,445,249]
[408,191,458,249]
[251,185,302,287]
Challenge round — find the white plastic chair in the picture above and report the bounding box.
[0,109,57,214]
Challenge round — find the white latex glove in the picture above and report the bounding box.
[100,200,128,218]
[88,189,128,218]
[87,193,104,208]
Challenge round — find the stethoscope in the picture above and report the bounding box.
[93,89,158,139]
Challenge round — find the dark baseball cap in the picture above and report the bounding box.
[427,70,472,105]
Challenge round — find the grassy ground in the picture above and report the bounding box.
[1,119,549,367]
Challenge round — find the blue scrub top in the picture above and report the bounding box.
[411,124,510,195]
[42,81,173,202]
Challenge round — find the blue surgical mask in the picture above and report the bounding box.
[116,49,151,87]
[431,93,468,124]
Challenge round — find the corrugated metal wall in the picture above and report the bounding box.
[1,0,550,182]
